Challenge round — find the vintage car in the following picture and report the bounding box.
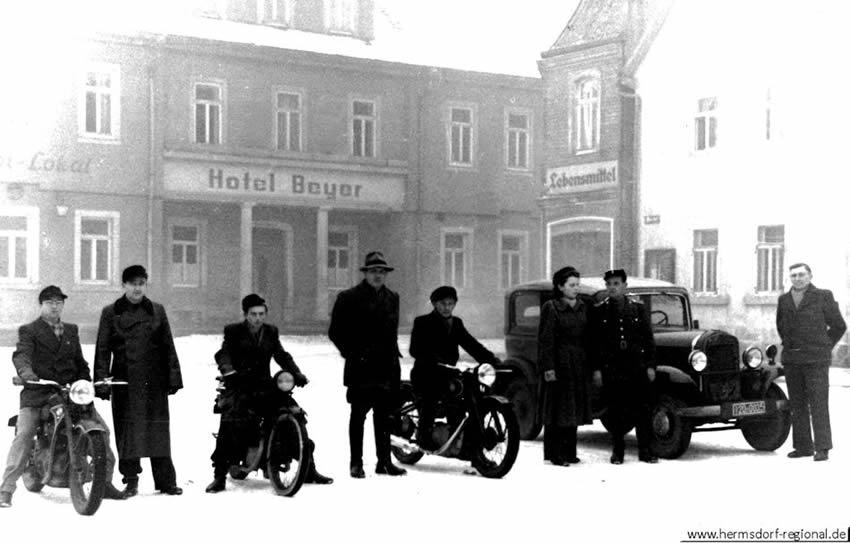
[496,277,791,458]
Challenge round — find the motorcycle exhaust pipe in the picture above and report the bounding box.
[390,434,421,454]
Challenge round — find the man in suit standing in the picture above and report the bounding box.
[409,285,499,449]
[0,286,124,508]
[329,251,406,478]
[205,293,332,492]
[776,263,846,462]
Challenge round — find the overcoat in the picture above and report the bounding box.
[328,280,401,390]
[94,296,182,458]
[588,296,656,379]
[776,284,847,365]
[13,319,91,408]
[537,298,592,427]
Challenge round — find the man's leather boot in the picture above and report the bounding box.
[104,482,127,500]
[205,476,226,493]
[375,459,407,476]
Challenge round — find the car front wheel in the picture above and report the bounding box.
[504,377,541,441]
[649,395,692,459]
[739,383,791,451]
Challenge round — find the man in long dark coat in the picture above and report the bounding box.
[328,251,406,478]
[94,265,183,497]
[588,269,657,465]
[205,293,333,492]
[409,285,499,449]
[776,262,846,461]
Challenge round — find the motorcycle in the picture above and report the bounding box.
[6,376,125,516]
[212,370,311,497]
[391,362,520,478]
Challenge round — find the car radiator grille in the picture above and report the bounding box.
[702,334,741,402]
[705,337,739,373]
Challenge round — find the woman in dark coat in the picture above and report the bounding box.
[94,265,183,496]
[538,266,592,465]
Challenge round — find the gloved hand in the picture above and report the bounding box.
[94,384,111,401]
[294,373,309,387]
[19,369,38,383]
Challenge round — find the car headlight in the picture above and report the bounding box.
[276,371,295,392]
[477,363,497,387]
[742,347,764,369]
[688,350,707,372]
[70,380,95,405]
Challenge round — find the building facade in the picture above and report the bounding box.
[0,0,543,338]
[634,0,850,353]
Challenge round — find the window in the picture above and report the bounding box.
[506,111,530,170]
[693,229,718,294]
[80,63,120,140]
[352,100,376,157]
[276,91,302,152]
[573,77,600,153]
[0,207,38,283]
[449,106,474,166]
[259,0,292,25]
[75,211,119,285]
[695,97,717,151]
[442,229,472,289]
[194,82,222,145]
[645,249,676,283]
[499,231,527,289]
[170,221,203,287]
[756,225,784,293]
[328,230,352,290]
[325,0,356,33]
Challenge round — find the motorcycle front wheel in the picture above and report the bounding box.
[472,400,520,479]
[68,429,107,516]
[266,414,310,497]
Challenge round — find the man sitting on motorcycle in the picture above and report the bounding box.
[205,294,333,493]
[0,286,125,509]
[409,286,500,450]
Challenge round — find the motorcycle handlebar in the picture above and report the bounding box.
[11,377,127,387]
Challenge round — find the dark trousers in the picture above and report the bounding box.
[347,387,396,465]
[119,456,177,490]
[543,425,577,462]
[785,364,832,452]
[605,376,653,457]
[210,390,266,475]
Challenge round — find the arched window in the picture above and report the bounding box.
[573,77,600,153]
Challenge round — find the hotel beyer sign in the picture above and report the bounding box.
[164,162,405,210]
[545,160,618,195]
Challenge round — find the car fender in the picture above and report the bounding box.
[655,365,696,387]
[73,418,108,435]
[654,365,700,403]
[495,357,537,389]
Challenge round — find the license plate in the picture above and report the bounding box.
[732,401,766,417]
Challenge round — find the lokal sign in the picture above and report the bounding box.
[164,162,405,210]
[545,160,618,195]
[0,151,96,182]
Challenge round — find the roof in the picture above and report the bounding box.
[547,0,631,52]
[23,0,580,79]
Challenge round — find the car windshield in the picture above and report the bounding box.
[591,291,690,330]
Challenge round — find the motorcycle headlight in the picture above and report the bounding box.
[477,363,496,387]
[688,350,708,372]
[276,371,295,393]
[742,347,764,369]
[70,380,95,405]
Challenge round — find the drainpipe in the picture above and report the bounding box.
[618,76,641,273]
[147,65,156,274]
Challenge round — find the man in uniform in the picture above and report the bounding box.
[588,269,658,464]
[329,251,406,478]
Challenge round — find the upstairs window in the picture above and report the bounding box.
[352,100,376,157]
[693,229,718,294]
[573,77,600,153]
[506,112,530,170]
[449,106,474,166]
[259,0,292,25]
[194,82,222,145]
[276,91,302,152]
[756,225,784,293]
[695,97,718,151]
[326,0,356,33]
[80,64,120,141]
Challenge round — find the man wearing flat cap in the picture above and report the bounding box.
[329,251,407,478]
[409,285,500,449]
[0,286,125,508]
[94,265,183,497]
[588,269,658,464]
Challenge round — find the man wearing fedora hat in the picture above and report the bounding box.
[329,251,407,478]
[0,286,125,508]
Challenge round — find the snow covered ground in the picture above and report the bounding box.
[1,334,848,543]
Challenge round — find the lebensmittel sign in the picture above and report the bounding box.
[545,160,618,195]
